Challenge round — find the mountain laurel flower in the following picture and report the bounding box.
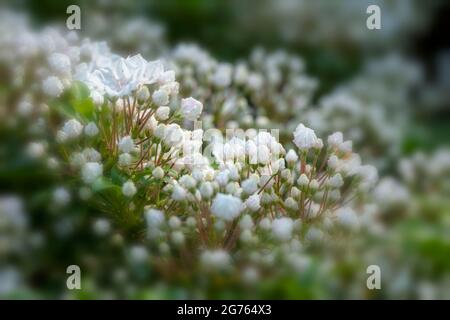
[62,119,83,139]
[239,214,254,229]
[179,175,197,190]
[145,208,165,228]
[152,166,164,179]
[118,135,135,154]
[118,153,132,166]
[168,216,181,229]
[284,197,299,210]
[155,106,170,121]
[293,123,319,151]
[52,187,71,206]
[272,217,294,241]
[171,231,185,246]
[328,155,339,170]
[259,217,272,230]
[339,141,353,153]
[201,250,231,270]
[152,88,169,106]
[297,173,309,188]
[211,193,243,221]
[48,53,71,75]
[136,86,150,104]
[84,122,99,137]
[181,97,203,121]
[122,181,137,197]
[242,178,258,195]
[199,182,214,199]
[81,162,103,184]
[328,132,344,148]
[245,193,261,212]
[313,138,324,150]
[309,179,319,192]
[291,187,301,199]
[285,149,299,164]
[26,142,46,158]
[335,207,359,229]
[328,173,344,188]
[172,184,187,201]
[43,76,64,97]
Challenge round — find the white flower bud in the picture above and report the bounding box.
[152,166,164,179]
[155,106,170,121]
[245,193,261,212]
[152,89,169,106]
[122,181,137,197]
[84,122,99,137]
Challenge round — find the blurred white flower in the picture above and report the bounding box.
[181,97,203,121]
[211,193,243,221]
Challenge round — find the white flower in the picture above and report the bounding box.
[83,148,101,162]
[84,122,99,137]
[358,165,378,190]
[215,170,230,187]
[284,197,299,210]
[181,97,203,121]
[152,89,169,106]
[272,217,294,241]
[199,182,214,199]
[239,214,254,229]
[179,175,196,190]
[145,208,165,228]
[155,106,170,121]
[257,145,270,165]
[122,181,137,197]
[242,178,258,195]
[328,173,344,188]
[211,193,243,221]
[285,149,298,164]
[259,217,272,230]
[168,216,181,229]
[62,119,83,139]
[245,193,261,212]
[212,64,232,88]
[48,53,71,75]
[200,250,231,270]
[136,86,150,103]
[172,184,187,201]
[43,76,64,97]
[171,231,185,245]
[335,207,359,229]
[81,162,102,184]
[118,135,135,154]
[339,141,353,153]
[93,218,111,235]
[293,123,319,150]
[26,142,46,158]
[164,124,184,147]
[80,55,164,97]
[118,153,132,166]
[152,167,164,179]
[327,132,343,148]
[52,187,71,206]
[297,173,309,188]
[327,155,339,170]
